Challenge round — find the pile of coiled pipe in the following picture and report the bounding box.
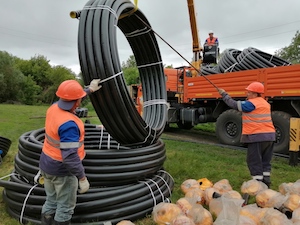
[0,136,12,159]
[201,47,291,74]
[77,0,167,146]
[0,124,174,224]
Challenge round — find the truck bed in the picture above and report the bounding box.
[184,64,300,102]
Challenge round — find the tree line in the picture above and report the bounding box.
[0,31,299,105]
[0,52,78,105]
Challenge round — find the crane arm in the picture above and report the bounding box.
[187,0,201,53]
[187,0,202,73]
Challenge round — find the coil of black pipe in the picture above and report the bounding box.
[14,125,167,186]
[77,0,167,146]
[0,136,12,159]
[237,47,291,70]
[2,170,173,224]
[200,65,220,75]
[0,125,174,224]
[217,48,243,73]
[204,47,291,75]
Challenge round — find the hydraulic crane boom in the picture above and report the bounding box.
[187,0,202,74]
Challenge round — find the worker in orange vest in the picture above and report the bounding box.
[218,82,276,188]
[39,79,101,225]
[205,30,219,46]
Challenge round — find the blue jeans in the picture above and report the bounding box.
[41,171,78,222]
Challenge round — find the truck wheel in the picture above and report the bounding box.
[216,109,242,146]
[272,111,291,154]
[177,121,194,130]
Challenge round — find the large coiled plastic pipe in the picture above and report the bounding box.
[78,0,167,146]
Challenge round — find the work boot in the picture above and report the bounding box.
[263,176,271,188]
[54,220,71,225]
[41,213,54,225]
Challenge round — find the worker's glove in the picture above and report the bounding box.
[78,177,90,194]
[218,88,225,95]
[89,79,102,93]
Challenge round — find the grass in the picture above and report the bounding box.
[0,104,299,225]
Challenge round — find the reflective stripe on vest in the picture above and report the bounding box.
[242,97,275,135]
[42,103,85,162]
[45,133,83,149]
[206,37,217,45]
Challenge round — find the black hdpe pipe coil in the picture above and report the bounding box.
[204,47,291,75]
[0,125,174,225]
[0,136,12,159]
[13,124,167,186]
[217,48,243,73]
[2,170,173,225]
[77,0,167,146]
[200,65,220,75]
[236,47,291,70]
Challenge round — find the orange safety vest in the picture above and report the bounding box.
[42,103,85,161]
[206,37,217,46]
[242,97,275,135]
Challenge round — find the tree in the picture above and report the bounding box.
[19,75,42,105]
[123,67,139,85]
[43,65,77,104]
[122,55,139,85]
[15,55,52,89]
[0,51,24,103]
[165,65,174,68]
[275,31,300,64]
[122,55,137,68]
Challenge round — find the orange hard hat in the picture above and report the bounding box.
[245,82,264,94]
[56,80,86,100]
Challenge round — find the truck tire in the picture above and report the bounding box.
[271,111,291,154]
[216,109,242,146]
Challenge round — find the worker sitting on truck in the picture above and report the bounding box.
[218,82,276,188]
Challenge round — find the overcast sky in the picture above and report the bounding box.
[0,0,299,74]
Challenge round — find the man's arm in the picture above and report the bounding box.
[219,89,255,112]
[59,121,85,179]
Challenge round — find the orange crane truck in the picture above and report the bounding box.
[163,64,300,155]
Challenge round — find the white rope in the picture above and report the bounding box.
[143,99,167,108]
[238,49,255,64]
[224,62,238,73]
[137,61,163,69]
[107,133,111,149]
[0,172,18,180]
[148,178,165,202]
[140,181,156,206]
[19,184,38,224]
[155,174,172,197]
[159,170,175,183]
[83,5,118,20]
[269,54,274,62]
[98,125,104,149]
[99,71,123,84]
[125,27,151,38]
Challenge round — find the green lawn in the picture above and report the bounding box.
[0,104,299,225]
